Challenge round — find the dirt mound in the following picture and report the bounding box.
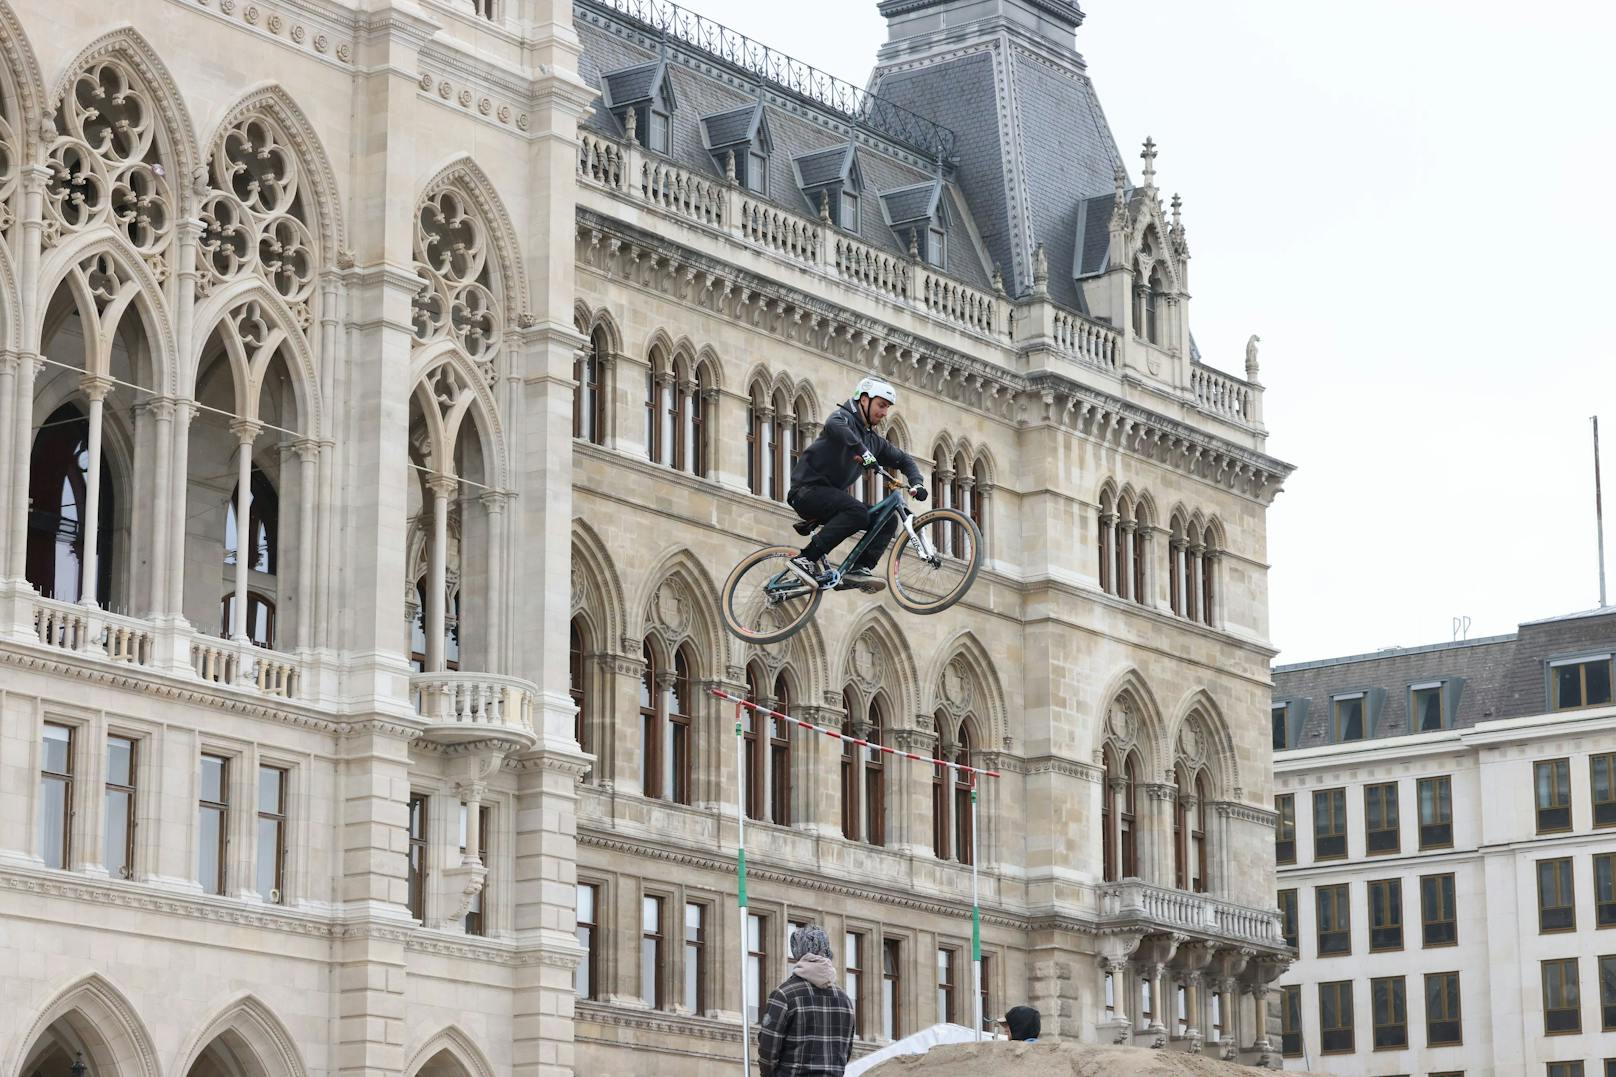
[864,1040,1306,1076]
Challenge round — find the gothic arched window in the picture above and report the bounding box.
[224,468,279,574]
[574,328,607,445]
[26,403,113,605]
[769,674,792,826]
[953,724,975,866]
[220,591,276,648]
[570,618,589,751]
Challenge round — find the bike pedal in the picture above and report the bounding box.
[792,519,818,537]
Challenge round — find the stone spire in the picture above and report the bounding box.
[1140,136,1157,190]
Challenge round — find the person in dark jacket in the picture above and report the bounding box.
[787,376,925,594]
[757,926,856,1077]
[1003,1005,1040,1042]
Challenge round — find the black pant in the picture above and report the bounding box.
[788,484,898,570]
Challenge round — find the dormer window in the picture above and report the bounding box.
[794,144,863,233]
[702,103,772,193]
[601,60,677,156]
[880,181,948,268]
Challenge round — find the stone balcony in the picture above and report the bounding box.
[410,671,539,749]
[1098,879,1286,950]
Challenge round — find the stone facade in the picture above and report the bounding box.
[0,1,1293,1076]
[1272,608,1616,1076]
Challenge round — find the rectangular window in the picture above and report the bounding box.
[980,953,992,1033]
[1594,753,1616,827]
[459,804,490,936]
[1316,883,1351,956]
[1319,979,1355,1053]
[1539,858,1576,932]
[1314,788,1347,860]
[1425,971,1463,1045]
[936,948,956,1025]
[747,151,767,194]
[1421,873,1458,946]
[684,901,706,1014]
[882,938,902,1040]
[1600,953,1616,1031]
[747,912,766,1024]
[1418,776,1454,849]
[104,734,136,879]
[407,794,428,921]
[1371,976,1407,1049]
[1552,654,1614,710]
[256,765,287,903]
[198,753,229,895]
[1281,984,1302,1057]
[1412,682,1445,731]
[642,896,665,1009]
[841,190,859,233]
[1542,957,1581,1034]
[1275,793,1296,864]
[845,932,865,1038]
[1548,1065,1584,1077]
[1333,694,1365,741]
[575,883,598,1000]
[1272,704,1289,751]
[649,110,670,154]
[1365,782,1401,854]
[1369,878,1404,952]
[1597,853,1616,928]
[1536,759,1573,833]
[1278,888,1299,950]
[40,723,74,870]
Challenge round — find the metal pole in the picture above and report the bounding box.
[1595,416,1607,607]
[970,771,982,1041]
[736,703,752,1077]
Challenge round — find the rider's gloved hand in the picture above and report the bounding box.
[909,484,928,500]
[858,450,878,469]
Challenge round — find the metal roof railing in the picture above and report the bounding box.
[578,0,957,160]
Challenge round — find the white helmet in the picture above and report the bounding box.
[854,376,897,405]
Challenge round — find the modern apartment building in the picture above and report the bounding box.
[1273,607,1616,1077]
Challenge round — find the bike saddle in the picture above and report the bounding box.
[792,519,819,537]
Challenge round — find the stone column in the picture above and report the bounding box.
[163,400,196,619]
[1188,543,1205,622]
[1204,550,1220,627]
[294,439,321,649]
[1139,961,1166,1036]
[604,649,645,794]
[1101,956,1130,1038]
[798,701,845,839]
[889,727,936,855]
[142,398,176,616]
[1117,519,1135,601]
[1246,983,1270,1050]
[77,375,113,606]
[424,475,456,671]
[1143,783,1177,885]
[227,420,261,638]
[480,491,511,671]
[0,350,18,575]
[1107,777,1126,877]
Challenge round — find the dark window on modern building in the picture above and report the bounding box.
[1272,704,1289,751]
[1332,694,1364,741]
[1551,654,1613,710]
[1418,775,1454,849]
[1596,853,1616,928]
[1371,975,1407,1049]
[1412,682,1445,731]
[1426,971,1463,1045]
[1314,788,1348,860]
[1365,782,1400,854]
[1536,759,1573,833]
[1599,953,1616,1031]
[1593,752,1616,827]
[1369,878,1404,952]
[1275,793,1296,864]
[1538,858,1576,933]
[1316,883,1351,956]
[1542,957,1581,1034]
[1319,979,1355,1053]
[1421,873,1458,947]
[1281,984,1302,1057]
[1278,888,1299,950]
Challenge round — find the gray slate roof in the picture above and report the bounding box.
[881,182,941,225]
[601,60,663,107]
[795,145,857,188]
[1271,607,1616,748]
[701,104,760,149]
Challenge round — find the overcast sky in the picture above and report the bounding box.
[671,0,1616,662]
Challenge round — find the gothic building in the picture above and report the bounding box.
[0,0,1294,1075]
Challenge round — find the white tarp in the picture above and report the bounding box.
[844,1024,998,1077]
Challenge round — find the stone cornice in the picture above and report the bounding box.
[576,1001,743,1045]
[1024,755,1104,782]
[578,830,1026,930]
[576,211,1291,502]
[1214,801,1277,828]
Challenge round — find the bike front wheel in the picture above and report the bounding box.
[886,508,983,615]
[721,545,824,645]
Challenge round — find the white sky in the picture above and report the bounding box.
[665,0,1616,662]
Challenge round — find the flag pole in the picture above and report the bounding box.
[736,703,752,1077]
[970,770,982,1041]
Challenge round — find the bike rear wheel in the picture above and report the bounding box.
[886,508,983,615]
[721,545,824,644]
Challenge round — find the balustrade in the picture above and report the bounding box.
[1190,364,1252,422]
[190,634,300,700]
[642,160,725,226]
[1100,879,1283,946]
[833,235,909,300]
[30,596,154,666]
[411,671,538,745]
[738,198,819,264]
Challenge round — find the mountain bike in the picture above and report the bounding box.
[721,470,983,644]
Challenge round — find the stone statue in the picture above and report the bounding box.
[1245,334,1261,382]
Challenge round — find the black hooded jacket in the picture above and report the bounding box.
[788,399,922,495]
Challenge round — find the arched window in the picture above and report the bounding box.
[220,591,276,648]
[1146,267,1165,345]
[1101,748,1117,882]
[970,460,988,545]
[749,384,779,499]
[1173,766,1190,890]
[790,396,812,475]
[574,327,607,444]
[953,724,975,866]
[772,390,792,499]
[1199,529,1218,628]
[1120,753,1139,878]
[688,363,710,478]
[646,350,667,464]
[570,618,589,751]
[931,451,951,553]
[1193,772,1210,892]
[409,582,460,672]
[1097,489,1117,596]
[27,403,114,605]
[640,640,661,797]
[841,689,861,841]
[1130,506,1147,606]
[932,712,950,860]
[770,674,793,825]
[864,697,887,846]
[668,646,694,804]
[665,357,686,471]
[744,663,767,821]
[950,453,968,558]
[224,468,279,574]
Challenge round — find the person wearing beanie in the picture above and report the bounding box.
[757,925,856,1076]
[1003,1005,1041,1042]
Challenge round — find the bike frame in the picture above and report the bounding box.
[767,476,937,598]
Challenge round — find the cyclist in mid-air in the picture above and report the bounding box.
[787,377,927,593]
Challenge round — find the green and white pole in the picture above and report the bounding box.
[736,705,753,1077]
[970,773,983,1041]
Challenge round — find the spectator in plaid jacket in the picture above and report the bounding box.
[757,926,856,1077]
